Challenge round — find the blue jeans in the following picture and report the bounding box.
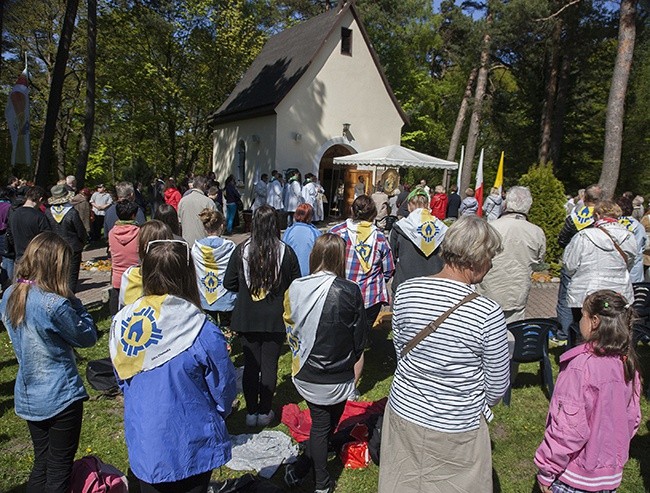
[226,203,237,233]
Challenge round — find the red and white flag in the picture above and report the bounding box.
[475,148,484,217]
[5,68,31,167]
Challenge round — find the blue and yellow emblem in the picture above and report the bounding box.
[119,306,162,357]
[352,220,374,273]
[202,272,220,294]
[571,206,594,231]
[619,216,635,232]
[416,210,440,256]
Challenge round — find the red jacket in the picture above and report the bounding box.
[164,187,181,211]
[430,193,448,219]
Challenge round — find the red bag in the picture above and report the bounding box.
[340,441,370,469]
[69,455,129,493]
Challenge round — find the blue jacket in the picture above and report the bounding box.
[118,318,237,483]
[0,286,97,421]
[283,222,322,276]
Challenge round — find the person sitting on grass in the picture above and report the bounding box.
[110,239,236,493]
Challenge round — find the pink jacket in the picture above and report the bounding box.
[108,223,140,288]
[535,343,641,491]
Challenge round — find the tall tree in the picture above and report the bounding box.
[447,68,477,163]
[460,11,491,195]
[34,0,80,186]
[599,0,638,197]
[75,0,96,190]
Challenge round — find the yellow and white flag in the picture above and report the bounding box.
[109,295,205,380]
[494,151,504,194]
[283,272,337,376]
[394,208,447,257]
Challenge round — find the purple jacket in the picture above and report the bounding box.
[535,343,641,491]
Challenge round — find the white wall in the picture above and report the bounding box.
[211,115,277,206]
[275,9,404,177]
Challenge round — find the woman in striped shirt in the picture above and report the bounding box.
[378,215,510,493]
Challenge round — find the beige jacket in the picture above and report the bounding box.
[479,213,546,312]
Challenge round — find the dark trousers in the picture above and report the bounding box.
[240,332,284,415]
[366,303,383,330]
[69,250,82,293]
[139,470,212,493]
[26,400,83,493]
[109,287,119,316]
[293,400,346,489]
[90,215,104,241]
[206,310,232,329]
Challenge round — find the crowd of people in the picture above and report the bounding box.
[0,171,645,493]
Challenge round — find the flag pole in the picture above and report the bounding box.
[456,145,464,192]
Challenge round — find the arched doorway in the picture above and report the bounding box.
[319,144,354,218]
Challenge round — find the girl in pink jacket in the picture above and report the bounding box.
[535,290,642,493]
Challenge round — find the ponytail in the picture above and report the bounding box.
[583,290,641,383]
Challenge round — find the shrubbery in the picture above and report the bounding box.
[518,163,567,263]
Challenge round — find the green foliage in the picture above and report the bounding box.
[518,163,566,262]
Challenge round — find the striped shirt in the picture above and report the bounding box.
[389,277,510,433]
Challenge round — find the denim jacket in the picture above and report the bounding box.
[0,286,97,421]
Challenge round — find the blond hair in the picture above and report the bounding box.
[595,199,622,219]
[6,232,72,327]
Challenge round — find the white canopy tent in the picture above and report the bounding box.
[333,144,458,170]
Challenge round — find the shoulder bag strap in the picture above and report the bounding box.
[400,292,480,358]
[597,226,628,265]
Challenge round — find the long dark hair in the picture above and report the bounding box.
[247,205,281,298]
[583,290,640,383]
[154,203,181,235]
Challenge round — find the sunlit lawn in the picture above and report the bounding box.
[1,308,649,492]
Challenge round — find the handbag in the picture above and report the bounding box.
[400,292,480,358]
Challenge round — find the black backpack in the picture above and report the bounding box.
[86,358,118,394]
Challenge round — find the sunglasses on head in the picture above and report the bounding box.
[145,239,190,267]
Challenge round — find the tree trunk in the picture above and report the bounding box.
[549,50,571,169]
[75,0,96,190]
[0,0,4,81]
[34,0,80,187]
[538,20,562,165]
[600,0,637,198]
[447,68,477,163]
[460,13,491,195]
[443,69,477,189]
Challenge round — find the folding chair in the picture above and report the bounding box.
[503,318,558,406]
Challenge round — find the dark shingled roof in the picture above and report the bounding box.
[209,4,408,126]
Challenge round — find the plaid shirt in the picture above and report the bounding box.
[329,221,395,308]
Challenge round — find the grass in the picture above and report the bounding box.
[1,309,649,493]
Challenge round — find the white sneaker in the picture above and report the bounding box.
[245,413,258,427]
[257,410,275,427]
